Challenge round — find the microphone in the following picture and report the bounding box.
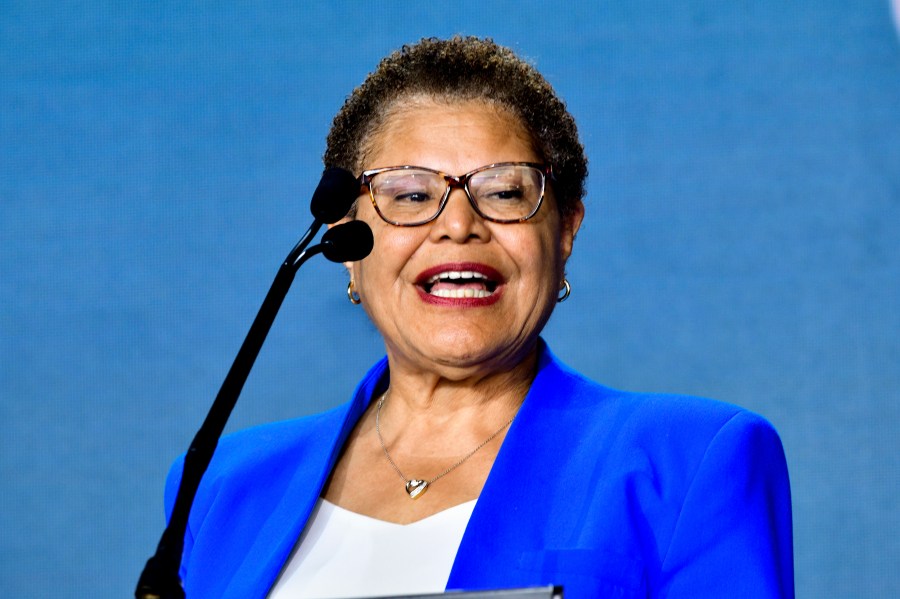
[321,220,374,263]
[309,167,360,224]
[284,168,360,268]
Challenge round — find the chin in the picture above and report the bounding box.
[418,328,534,373]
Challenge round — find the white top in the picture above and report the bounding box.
[268,498,477,599]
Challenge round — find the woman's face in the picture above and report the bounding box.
[349,100,583,378]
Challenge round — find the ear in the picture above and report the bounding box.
[559,201,585,263]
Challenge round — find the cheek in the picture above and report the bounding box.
[354,224,423,289]
[522,225,565,283]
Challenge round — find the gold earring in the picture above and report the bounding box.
[557,278,571,303]
[347,280,362,305]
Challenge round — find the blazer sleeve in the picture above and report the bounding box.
[659,410,794,598]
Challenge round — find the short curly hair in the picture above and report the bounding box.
[324,36,587,217]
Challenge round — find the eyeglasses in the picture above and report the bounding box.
[359,162,552,226]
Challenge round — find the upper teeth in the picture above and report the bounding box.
[426,271,488,284]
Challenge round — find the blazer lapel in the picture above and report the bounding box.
[222,358,389,598]
[447,342,581,591]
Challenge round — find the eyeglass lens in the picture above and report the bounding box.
[369,164,544,224]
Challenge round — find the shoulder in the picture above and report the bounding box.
[216,404,350,464]
[164,402,351,514]
[530,343,788,496]
[536,343,773,444]
[164,355,388,523]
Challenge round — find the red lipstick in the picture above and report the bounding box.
[415,262,504,307]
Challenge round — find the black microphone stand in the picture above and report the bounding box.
[135,218,335,599]
[136,167,363,598]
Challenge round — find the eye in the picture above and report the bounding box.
[484,186,526,201]
[374,171,440,205]
[470,165,540,205]
[477,180,530,204]
[394,190,433,203]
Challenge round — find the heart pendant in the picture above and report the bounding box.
[405,479,429,500]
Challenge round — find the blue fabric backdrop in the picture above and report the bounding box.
[1,1,898,597]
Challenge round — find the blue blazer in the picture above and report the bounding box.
[166,343,793,598]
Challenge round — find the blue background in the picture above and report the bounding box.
[2,1,899,596]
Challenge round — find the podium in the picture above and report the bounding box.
[366,587,563,598]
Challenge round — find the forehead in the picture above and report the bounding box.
[364,99,539,174]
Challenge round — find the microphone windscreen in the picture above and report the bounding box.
[321,220,374,263]
[309,168,360,224]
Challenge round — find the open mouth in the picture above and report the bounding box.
[423,270,499,298]
[416,263,503,302]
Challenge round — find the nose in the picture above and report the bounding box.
[428,187,490,243]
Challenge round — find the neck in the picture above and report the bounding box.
[366,343,537,460]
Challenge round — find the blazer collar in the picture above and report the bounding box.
[230,341,571,597]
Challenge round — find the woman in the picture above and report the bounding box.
[166,37,793,598]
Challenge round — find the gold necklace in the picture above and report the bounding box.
[374,392,517,500]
